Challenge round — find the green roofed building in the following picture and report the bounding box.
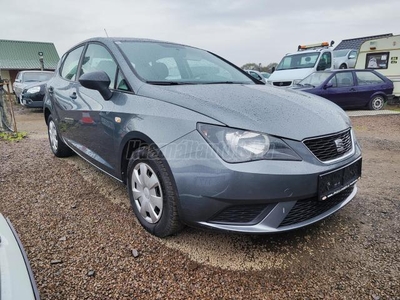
[0,39,60,92]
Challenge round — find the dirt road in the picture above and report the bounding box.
[0,107,399,299]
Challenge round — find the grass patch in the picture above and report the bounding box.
[0,131,27,141]
[386,104,400,112]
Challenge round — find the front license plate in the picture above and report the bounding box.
[318,158,362,201]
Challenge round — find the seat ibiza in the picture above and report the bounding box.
[44,38,362,237]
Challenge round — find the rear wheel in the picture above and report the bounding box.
[47,115,73,157]
[368,95,385,110]
[339,64,347,69]
[127,146,184,237]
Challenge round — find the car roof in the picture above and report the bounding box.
[318,69,374,74]
[19,70,53,73]
[333,49,357,51]
[77,37,199,51]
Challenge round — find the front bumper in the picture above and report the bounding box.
[21,96,44,108]
[161,130,362,233]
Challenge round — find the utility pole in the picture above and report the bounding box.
[38,52,44,71]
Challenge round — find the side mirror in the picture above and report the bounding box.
[15,79,21,83]
[79,71,112,100]
[348,54,356,59]
[323,83,333,89]
[271,67,275,73]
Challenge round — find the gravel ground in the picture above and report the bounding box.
[0,107,399,299]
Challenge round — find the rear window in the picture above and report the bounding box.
[22,72,53,82]
[356,71,384,85]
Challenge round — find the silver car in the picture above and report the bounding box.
[333,49,358,69]
[244,69,266,83]
[13,71,53,103]
[44,38,362,237]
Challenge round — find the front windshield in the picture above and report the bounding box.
[276,52,320,71]
[298,72,332,87]
[22,72,53,82]
[117,41,253,84]
[333,50,348,58]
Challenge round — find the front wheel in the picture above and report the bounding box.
[47,115,73,157]
[127,146,184,237]
[368,95,385,110]
[339,64,347,69]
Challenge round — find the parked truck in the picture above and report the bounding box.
[355,35,400,97]
[267,41,335,87]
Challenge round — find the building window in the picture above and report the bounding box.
[365,52,389,69]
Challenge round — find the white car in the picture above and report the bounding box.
[333,49,358,69]
[0,214,40,299]
[244,69,266,83]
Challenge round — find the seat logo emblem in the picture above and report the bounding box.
[335,139,345,153]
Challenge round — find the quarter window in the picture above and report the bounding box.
[61,46,84,81]
[81,44,117,89]
[116,69,130,91]
[356,71,384,85]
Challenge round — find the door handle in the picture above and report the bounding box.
[70,92,77,99]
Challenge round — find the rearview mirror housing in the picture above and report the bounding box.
[79,71,112,100]
[324,83,333,89]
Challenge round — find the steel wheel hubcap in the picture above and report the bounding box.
[373,97,384,110]
[49,121,58,152]
[131,162,163,224]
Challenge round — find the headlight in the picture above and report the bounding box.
[197,123,301,163]
[26,86,41,94]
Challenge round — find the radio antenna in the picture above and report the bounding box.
[104,28,109,37]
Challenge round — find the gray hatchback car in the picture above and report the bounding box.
[44,38,362,237]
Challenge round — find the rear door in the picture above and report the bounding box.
[49,45,85,144]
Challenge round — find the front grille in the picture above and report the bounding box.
[279,185,354,227]
[303,130,352,162]
[272,81,292,87]
[210,204,268,224]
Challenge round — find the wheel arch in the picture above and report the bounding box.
[44,107,51,124]
[370,92,387,101]
[119,132,172,184]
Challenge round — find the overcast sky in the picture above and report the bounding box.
[2,0,400,67]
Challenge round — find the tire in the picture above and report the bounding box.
[47,115,73,157]
[127,146,184,237]
[368,95,385,110]
[339,64,347,69]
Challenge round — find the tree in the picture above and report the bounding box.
[241,62,278,73]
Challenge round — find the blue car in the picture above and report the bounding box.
[293,69,393,110]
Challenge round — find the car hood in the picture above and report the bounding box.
[23,81,46,89]
[137,84,350,141]
[267,68,315,82]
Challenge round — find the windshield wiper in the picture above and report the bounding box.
[302,83,315,88]
[146,81,196,85]
[203,81,246,85]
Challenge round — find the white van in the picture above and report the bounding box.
[268,41,335,87]
[355,35,400,96]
